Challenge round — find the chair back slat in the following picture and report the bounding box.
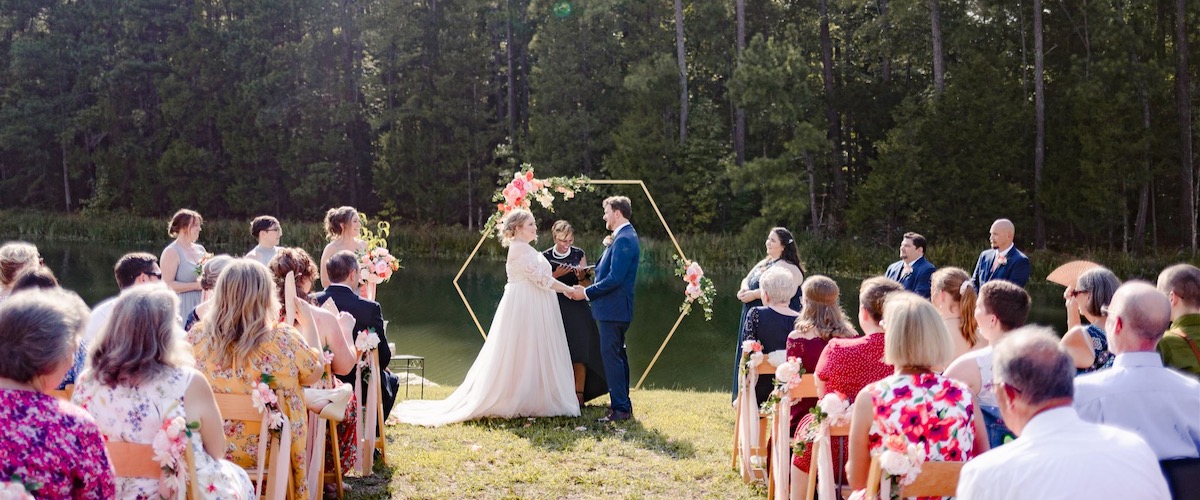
[789,374,819,400]
[901,461,964,497]
[214,393,265,421]
[107,441,162,478]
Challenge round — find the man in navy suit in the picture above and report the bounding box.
[316,250,400,418]
[971,219,1032,289]
[570,196,640,422]
[885,232,937,298]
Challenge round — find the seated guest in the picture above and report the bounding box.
[1156,264,1200,378]
[11,265,59,291]
[72,286,253,498]
[957,327,1170,499]
[884,232,936,298]
[185,254,233,331]
[738,267,802,406]
[790,276,903,499]
[931,267,985,362]
[187,260,323,499]
[245,215,283,267]
[944,280,1030,448]
[0,289,114,498]
[845,293,988,495]
[1075,282,1200,460]
[0,241,40,302]
[1060,267,1120,374]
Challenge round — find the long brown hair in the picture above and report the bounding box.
[794,275,857,340]
[932,267,979,347]
[196,260,279,369]
[269,248,319,309]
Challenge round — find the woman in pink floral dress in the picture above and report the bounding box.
[845,294,988,499]
[0,290,114,498]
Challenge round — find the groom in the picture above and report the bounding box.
[570,196,640,422]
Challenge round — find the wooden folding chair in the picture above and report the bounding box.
[308,366,345,500]
[354,346,386,475]
[47,384,73,401]
[765,374,816,500]
[733,358,779,484]
[214,392,293,499]
[107,440,199,500]
[803,421,850,500]
[864,456,964,499]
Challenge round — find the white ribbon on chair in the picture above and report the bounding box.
[738,354,768,482]
[305,412,326,499]
[363,352,381,472]
[353,359,365,475]
[770,390,792,500]
[252,411,291,500]
[815,427,836,500]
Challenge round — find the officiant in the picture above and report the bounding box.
[544,220,608,406]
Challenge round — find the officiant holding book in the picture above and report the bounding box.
[544,220,608,406]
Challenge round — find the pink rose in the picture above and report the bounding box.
[685,283,701,300]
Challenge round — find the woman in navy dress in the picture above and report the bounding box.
[732,227,805,400]
[543,220,608,405]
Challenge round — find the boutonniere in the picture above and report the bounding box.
[996,254,1008,266]
[603,235,613,247]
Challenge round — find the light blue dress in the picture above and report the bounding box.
[168,241,204,319]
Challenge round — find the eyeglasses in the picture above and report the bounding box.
[983,381,1022,396]
[1069,289,1088,297]
[144,271,163,280]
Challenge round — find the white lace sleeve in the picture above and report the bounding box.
[514,246,558,291]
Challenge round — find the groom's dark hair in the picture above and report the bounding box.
[326,250,359,284]
[604,196,632,220]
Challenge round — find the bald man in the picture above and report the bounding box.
[1074,282,1200,460]
[971,219,1031,289]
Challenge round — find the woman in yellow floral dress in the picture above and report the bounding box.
[187,259,322,499]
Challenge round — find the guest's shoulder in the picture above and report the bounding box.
[977,248,994,259]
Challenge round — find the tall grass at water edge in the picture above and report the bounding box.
[1,210,1194,281]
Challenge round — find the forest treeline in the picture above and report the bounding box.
[0,0,1197,252]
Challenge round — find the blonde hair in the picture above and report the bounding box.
[167,209,202,237]
[0,242,40,287]
[499,209,534,248]
[551,220,574,239]
[794,275,856,340]
[931,267,979,347]
[324,206,359,240]
[759,267,797,306]
[89,285,194,387]
[883,293,954,369]
[199,255,234,291]
[197,260,280,370]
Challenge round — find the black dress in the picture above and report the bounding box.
[543,245,609,403]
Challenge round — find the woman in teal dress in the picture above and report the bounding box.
[732,227,804,401]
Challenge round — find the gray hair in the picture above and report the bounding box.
[758,267,797,306]
[0,289,89,383]
[1075,267,1121,317]
[992,326,1074,404]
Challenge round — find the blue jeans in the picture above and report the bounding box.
[598,320,632,413]
[980,404,1015,448]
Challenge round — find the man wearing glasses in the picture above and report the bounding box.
[245,215,283,267]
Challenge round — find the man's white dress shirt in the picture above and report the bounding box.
[957,406,1169,500]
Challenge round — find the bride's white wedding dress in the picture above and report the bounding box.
[393,240,580,426]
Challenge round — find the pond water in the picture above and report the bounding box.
[28,241,1069,392]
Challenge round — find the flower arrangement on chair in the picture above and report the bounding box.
[481,167,593,238]
[152,415,200,498]
[251,374,286,432]
[759,357,805,415]
[876,434,927,500]
[675,256,716,321]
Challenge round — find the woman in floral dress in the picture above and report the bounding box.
[73,286,252,499]
[187,260,323,499]
[845,294,989,499]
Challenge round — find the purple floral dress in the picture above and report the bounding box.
[0,389,115,498]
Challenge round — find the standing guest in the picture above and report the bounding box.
[73,286,253,499]
[0,241,40,302]
[957,327,1170,500]
[789,276,898,499]
[884,232,936,298]
[1074,282,1200,460]
[245,215,283,267]
[970,219,1031,289]
[319,206,366,291]
[0,289,115,498]
[1060,267,1120,374]
[187,260,323,500]
[1156,264,1200,378]
[160,208,207,319]
[931,267,985,362]
[184,254,234,331]
[944,280,1031,448]
[732,227,805,400]
[845,294,988,496]
[543,220,607,406]
[738,267,802,406]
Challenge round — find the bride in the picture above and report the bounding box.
[393,209,581,426]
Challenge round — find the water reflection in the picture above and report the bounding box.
[27,241,1070,392]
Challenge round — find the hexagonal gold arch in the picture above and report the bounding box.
[452,179,690,390]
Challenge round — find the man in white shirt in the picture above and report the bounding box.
[957,326,1169,500]
[82,252,162,345]
[1074,281,1200,460]
[244,215,282,267]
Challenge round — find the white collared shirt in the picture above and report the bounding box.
[82,296,119,345]
[995,244,1013,258]
[1074,352,1200,460]
[611,221,630,236]
[957,406,1170,500]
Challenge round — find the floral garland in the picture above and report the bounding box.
[152,415,200,498]
[320,346,335,381]
[739,340,764,377]
[355,328,382,383]
[791,392,852,456]
[251,374,286,432]
[0,474,39,499]
[877,434,927,499]
[356,213,401,284]
[481,166,593,238]
[674,255,716,321]
[759,356,806,414]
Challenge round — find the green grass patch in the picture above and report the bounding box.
[344,386,760,499]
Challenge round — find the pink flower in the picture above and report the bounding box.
[742,340,763,353]
[686,262,703,280]
[321,351,335,365]
[525,170,535,181]
[685,283,702,300]
[502,185,522,206]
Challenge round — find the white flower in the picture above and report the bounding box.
[749,351,764,367]
[0,482,34,500]
[749,455,766,470]
[817,393,852,424]
[164,416,187,440]
[774,357,800,383]
[766,350,788,368]
[269,410,286,431]
[535,189,555,208]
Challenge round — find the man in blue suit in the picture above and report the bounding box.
[971,219,1031,289]
[570,196,639,422]
[885,232,937,298]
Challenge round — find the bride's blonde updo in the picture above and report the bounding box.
[499,209,534,248]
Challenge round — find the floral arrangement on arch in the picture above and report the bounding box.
[250,374,286,432]
[356,214,401,285]
[482,166,593,238]
[674,255,716,321]
[152,415,200,498]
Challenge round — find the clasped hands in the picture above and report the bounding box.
[563,285,587,301]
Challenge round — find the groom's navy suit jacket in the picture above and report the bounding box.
[971,246,1031,289]
[315,284,399,417]
[586,224,640,323]
[884,256,936,298]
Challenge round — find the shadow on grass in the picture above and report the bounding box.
[463,404,697,459]
[343,438,399,499]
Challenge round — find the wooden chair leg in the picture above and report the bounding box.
[328,419,344,499]
[375,390,387,466]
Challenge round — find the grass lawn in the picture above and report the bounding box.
[343,386,764,499]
